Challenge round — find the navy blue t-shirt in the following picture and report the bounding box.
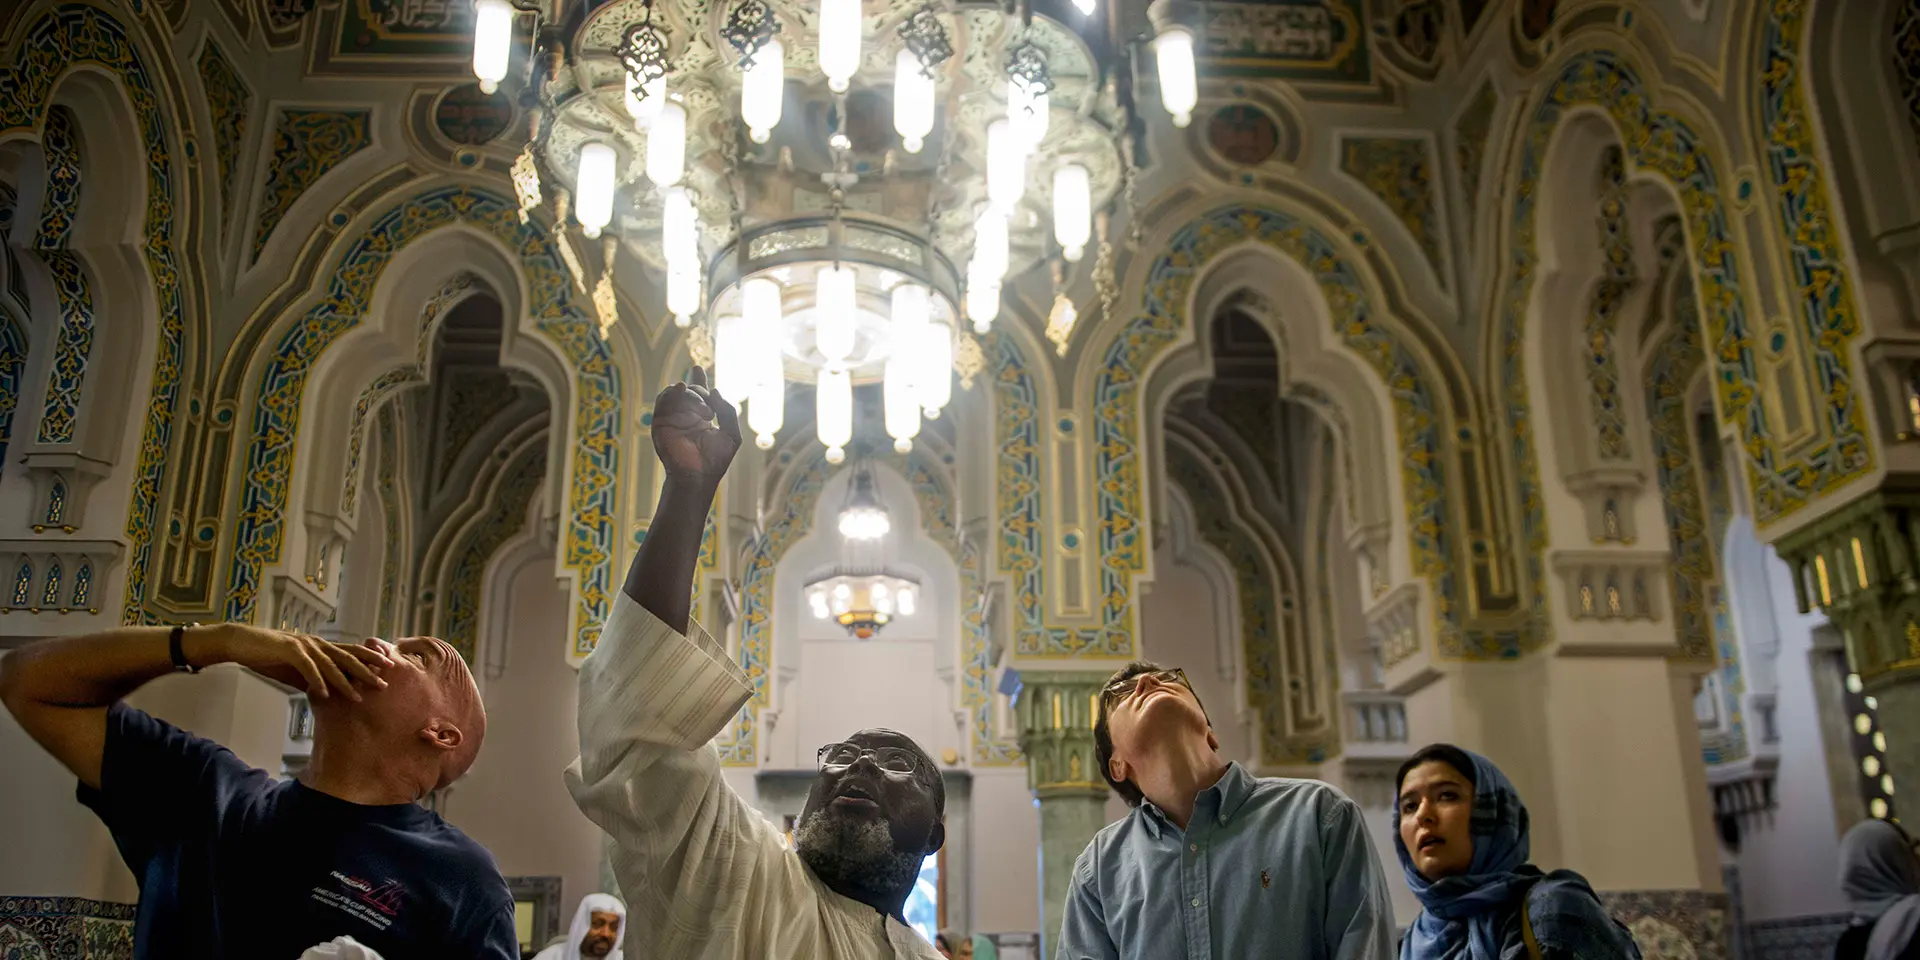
[77,702,518,960]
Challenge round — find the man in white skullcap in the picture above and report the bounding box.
[533,894,625,960]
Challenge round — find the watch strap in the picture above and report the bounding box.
[169,624,199,674]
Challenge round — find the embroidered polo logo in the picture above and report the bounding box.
[1260,869,1271,889]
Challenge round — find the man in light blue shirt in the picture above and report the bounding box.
[1056,662,1395,960]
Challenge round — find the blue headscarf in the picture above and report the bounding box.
[1393,748,1640,960]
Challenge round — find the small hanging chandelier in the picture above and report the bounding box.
[808,457,919,639]
[837,459,891,541]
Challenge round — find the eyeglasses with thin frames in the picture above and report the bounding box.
[817,741,924,778]
[1101,667,1189,709]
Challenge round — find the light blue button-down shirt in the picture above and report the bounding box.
[1056,763,1396,960]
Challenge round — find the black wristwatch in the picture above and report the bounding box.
[169,624,201,674]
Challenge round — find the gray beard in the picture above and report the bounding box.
[792,808,923,901]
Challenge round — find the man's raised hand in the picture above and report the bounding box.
[651,365,741,485]
[213,624,392,702]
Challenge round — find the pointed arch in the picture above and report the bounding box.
[223,185,621,663]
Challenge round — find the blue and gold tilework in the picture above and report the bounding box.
[1504,46,1870,590]
[0,306,24,484]
[0,5,192,624]
[1585,147,1635,462]
[1338,137,1445,284]
[32,107,96,447]
[1644,286,1717,665]
[195,38,251,224]
[251,109,371,261]
[1500,51,1758,656]
[224,187,620,667]
[1752,1,1876,520]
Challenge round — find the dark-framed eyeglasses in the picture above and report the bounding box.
[1102,667,1189,707]
[817,741,923,777]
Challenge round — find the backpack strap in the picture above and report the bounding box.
[1519,877,1546,960]
[1521,897,1543,960]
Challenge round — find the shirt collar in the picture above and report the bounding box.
[1132,761,1255,838]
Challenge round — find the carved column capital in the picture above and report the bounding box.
[1776,489,1920,679]
[1013,670,1112,799]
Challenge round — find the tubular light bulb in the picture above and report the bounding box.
[743,275,784,388]
[742,39,785,144]
[817,367,853,463]
[986,119,1026,213]
[972,210,1009,281]
[662,186,698,258]
[893,49,936,154]
[815,266,858,364]
[667,262,700,327]
[626,72,666,125]
[819,0,863,94]
[884,353,920,452]
[1008,77,1049,150]
[472,0,513,94]
[891,282,930,333]
[1154,26,1197,128]
[715,314,751,402]
[809,589,831,619]
[575,142,617,239]
[646,101,686,186]
[749,364,785,449]
[966,278,1000,332]
[917,320,952,416]
[897,584,917,616]
[1053,164,1091,262]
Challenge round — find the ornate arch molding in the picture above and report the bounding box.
[331,273,483,527]
[1076,200,1522,664]
[1163,426,1336,767]
[221,185,621,664]
[1142,246,1395,548]
[0,4,191,624]
[1500,40,1871,545]
[13,64,186,545]
[426,425,549,664]
[474,498,561,684]
[416,414,552,624]
[1160,481,1245,693]
[372,403,409,642]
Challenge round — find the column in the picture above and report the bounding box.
[1776,492,1920,809]
[1013,670,1110,955]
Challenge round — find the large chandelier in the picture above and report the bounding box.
[473,0,1140,462]
[807,457,919,639]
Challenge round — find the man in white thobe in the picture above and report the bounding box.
[533,893,625,960]
[567,369,946,960]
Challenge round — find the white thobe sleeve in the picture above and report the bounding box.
[565,591,801,957]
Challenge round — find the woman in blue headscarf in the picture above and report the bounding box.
[1393,743,1641,960]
